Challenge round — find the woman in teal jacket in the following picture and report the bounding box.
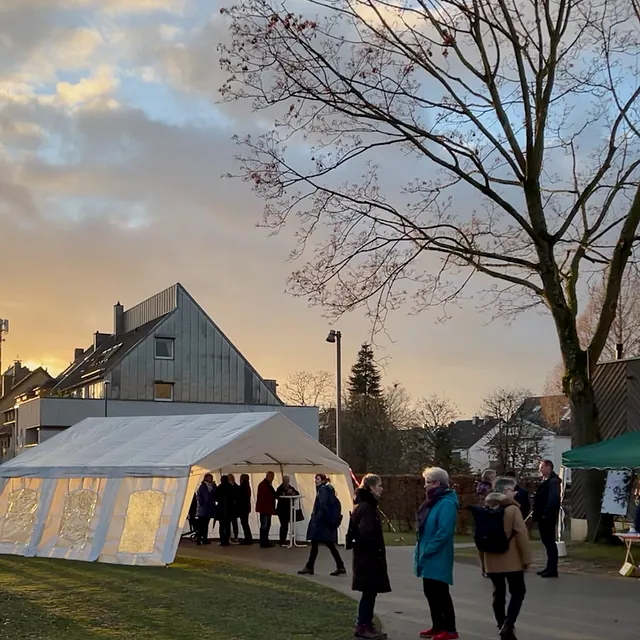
[414,467,459,640]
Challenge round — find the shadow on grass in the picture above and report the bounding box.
[0,555,355,640]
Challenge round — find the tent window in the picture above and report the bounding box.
[118,490,166,554]
[59,489,98,547]
[154,338,174,360]
[154,382,174,402]
[1,489,38,544]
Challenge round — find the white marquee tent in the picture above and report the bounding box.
[0,412,354,566]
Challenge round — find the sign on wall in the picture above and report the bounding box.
[601,470,632,516]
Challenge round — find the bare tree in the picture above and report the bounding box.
[481,387,544,473]
[279,370,334,406]
[417,394,458,430]
[577,265,640,360]
[384,383,417,429]
[221,0,640,534]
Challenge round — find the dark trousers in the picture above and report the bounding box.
[278,515,291,545]
[423,578,456,633]
[539,519,558,572]
[219,518,231,546]
[240,514,253,543]
[306,540,345,570]
[357,591,377,627]
[231,517,239,540]
[196,517,210,543]
[259,514,272,546]
[488,571,526,628]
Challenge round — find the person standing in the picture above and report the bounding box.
[505,470,531,521]
[215,475,233,546]
[227,473,240,543]
[346,474,390,640]
[256,471,277,548]
[504,469,531,521]
[276,475,299,547]
[195,473,216,545]
[414,467,459,640]
[533,460,561,578]
[298,474,346,576]
[478,477,532,640]
[238,473,253,545]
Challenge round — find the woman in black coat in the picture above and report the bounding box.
[346,474,391,640]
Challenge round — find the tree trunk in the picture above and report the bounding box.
[566,372,612,541]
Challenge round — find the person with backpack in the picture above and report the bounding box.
[298,474,346,576]
[346,473,391,640]
[414,467,459,640]
[471,476,532,640]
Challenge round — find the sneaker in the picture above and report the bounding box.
[330,567,347,576]
[354,625,378,639]
[297,567,314,575]
[419,630,441,638]
[433,633,459,640]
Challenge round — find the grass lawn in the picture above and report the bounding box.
[0,554,356,640]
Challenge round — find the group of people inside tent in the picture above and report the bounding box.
[191,471,347,556]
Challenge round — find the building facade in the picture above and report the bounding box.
[2,283,319,460]
[51,283,281,406]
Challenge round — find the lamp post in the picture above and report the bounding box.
[325,330,342,458]
[104,380,110,417]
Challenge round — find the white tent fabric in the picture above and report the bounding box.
[0,412,353,566]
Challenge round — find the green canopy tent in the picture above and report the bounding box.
[562,432,640,470]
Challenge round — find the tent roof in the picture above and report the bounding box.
[0,412,348,479]
[561,432,640,470]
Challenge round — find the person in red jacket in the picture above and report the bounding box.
[256,471,277,548]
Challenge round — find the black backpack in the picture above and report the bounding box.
[470,505,513,554]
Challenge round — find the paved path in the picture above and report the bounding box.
[180,541,639,639]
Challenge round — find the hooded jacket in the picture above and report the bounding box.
[481,492,532,574]
[414,488,459,585]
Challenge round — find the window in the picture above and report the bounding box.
[87,382,104,399]
[154,337,174,360]
[154,382,174,402]
[118,490,166,554]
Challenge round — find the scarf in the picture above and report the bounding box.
[416,486,447,534]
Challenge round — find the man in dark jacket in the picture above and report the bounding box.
[215,475,233,546]
[228,473,240,542]
[256,471,277,548]
[506,470,531,521]
[195,474,216,545]
[276,475,299,547]
[533,460,561,578]
[238,473,253,545]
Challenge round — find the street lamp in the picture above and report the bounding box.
[104,380,110,417]
[326,330,342,458]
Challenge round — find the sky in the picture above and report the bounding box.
[0,0,563,416]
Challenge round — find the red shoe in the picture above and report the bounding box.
[433,633,459,640]
[419,631,441,639]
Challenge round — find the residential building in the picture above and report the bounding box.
[0,363,53,460]
[449,395,572,474]
[6,283,319,458]
[51,283,281,405]
[449,417,499,472]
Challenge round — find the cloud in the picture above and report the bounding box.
[55,66,119,107]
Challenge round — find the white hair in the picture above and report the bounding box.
[422,466,450,486]
[494,476,517,494]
